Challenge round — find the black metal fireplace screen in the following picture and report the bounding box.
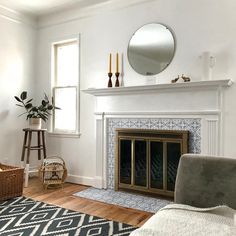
[115,129,189,197]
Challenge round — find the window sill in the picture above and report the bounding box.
[48,132,81,138]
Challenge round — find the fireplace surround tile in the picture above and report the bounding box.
[107,118,201,189]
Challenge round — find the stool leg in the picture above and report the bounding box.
[21,131,28,164]
[26,131,32,164]
[25,164,29,187]
[37,131,41,161]
[25,131,32,188]
[42,131,47,159]
[21,161,24,169]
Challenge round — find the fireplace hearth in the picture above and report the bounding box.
[115,128,189,197]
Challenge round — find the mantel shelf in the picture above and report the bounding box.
[82,79,233,96]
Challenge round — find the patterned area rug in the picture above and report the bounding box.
[0,196,137,236]
[74,188,171,213]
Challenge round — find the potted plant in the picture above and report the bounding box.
[14,91,59,129]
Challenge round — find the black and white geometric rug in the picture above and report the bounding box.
[0,196,137,236]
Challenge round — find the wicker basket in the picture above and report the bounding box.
[0,163,24,201]
[39,156,67,189]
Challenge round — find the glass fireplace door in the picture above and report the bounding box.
[167,142,181,191]
[150,141,164,190]
[116,129,188,197]
[119,139,132,185]
[134,140,147,187]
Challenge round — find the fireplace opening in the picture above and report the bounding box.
[115,129,189,197]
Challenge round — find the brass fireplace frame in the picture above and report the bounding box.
[115,128,189,197]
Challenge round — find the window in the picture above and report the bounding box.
[51,39,79,135]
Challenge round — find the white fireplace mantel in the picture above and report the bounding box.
[84,79,233,189]
[83,79,233,96]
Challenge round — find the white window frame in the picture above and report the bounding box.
[50,37,80,138]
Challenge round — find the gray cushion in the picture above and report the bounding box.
[175,154,236,209]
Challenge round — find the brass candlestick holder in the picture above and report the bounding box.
[115,72,120,87]
[108,72,113,87]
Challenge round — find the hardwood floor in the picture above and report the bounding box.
[23,177,153,227]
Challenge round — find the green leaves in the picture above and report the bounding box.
[14,96,22,102]
[14,91,60,122]
[47,105,53,110]
[16,104,24,107]
[20,91,27,100]
[42,100,47,106]
[14,91,28,104]
[25,103,32,109]
[26,99,33,104]
[31,106,38,112]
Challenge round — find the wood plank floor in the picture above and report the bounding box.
[23,177,153,227]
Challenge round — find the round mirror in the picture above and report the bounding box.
[127,23,175,76]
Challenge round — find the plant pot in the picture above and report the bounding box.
[29,118,42,129]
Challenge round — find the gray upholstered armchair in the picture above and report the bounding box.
[175,154,236,209]
[131,154,236,236]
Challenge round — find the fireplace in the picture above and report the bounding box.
[83,80,231,189]
[115,128,188,197]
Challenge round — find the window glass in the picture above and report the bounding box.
[54,87,77,132]
[52,39,79,134]
[56,43,78,86]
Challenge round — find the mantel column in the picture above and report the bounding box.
[93,113,105,188]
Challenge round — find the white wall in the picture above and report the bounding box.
[0,9,36,165]
[36,0,236,185]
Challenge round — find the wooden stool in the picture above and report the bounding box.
[21,128,47,187]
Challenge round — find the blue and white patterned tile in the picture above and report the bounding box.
[74,188,171,213]
[106,118,201,189]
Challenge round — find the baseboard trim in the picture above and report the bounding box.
[93,176,103,189]
[66,174,95,186]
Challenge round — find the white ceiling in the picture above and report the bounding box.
[0,0,110,16]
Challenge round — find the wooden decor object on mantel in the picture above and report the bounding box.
[107,53,113,87]
[115,128,189,198]
[115,53,120,87]
[115,72,120,87]
[108,72,113,87]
